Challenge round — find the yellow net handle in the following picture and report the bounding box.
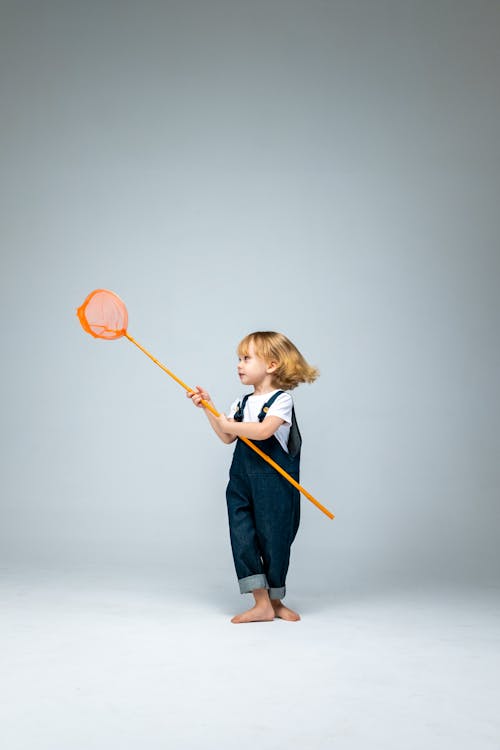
[124,332,334,520]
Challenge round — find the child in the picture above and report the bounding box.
[187,331,319,624]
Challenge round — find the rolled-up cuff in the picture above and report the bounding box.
[269,586,286,600]
[238,574,269,594]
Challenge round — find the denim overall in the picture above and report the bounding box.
[225,390,302,599]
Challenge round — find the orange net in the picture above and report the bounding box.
[76,288,334,519]
[77,289,128,339]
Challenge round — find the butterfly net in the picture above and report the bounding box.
[77,289,128,339]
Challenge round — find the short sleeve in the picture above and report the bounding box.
[266,392,293,425]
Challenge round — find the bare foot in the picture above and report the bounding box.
[231,603,275,624]
[271,600,301,621]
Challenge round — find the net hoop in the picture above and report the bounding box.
[76,288,128,339]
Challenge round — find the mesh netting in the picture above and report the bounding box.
[77,289,128,339]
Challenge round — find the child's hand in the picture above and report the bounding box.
[186,385,212,408]
[217,413,235,433]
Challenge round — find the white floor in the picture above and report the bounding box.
[1,566,499,750]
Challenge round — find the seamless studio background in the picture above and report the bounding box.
[0,2,499,747]
[1,0,498,592]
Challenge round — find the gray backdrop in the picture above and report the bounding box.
[1,0,499,594]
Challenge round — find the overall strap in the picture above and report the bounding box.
[257,390,285,422]
[288,407,302,458]
[232,393,251,422]
[258,389,302,458]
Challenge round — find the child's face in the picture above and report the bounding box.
[237,341,275,387]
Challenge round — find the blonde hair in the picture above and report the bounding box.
[237,331,319,391]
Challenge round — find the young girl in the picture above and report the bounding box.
[187,331,319,624]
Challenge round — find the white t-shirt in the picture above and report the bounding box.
[228,390,293,453]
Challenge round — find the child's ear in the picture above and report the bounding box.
[267,360,278,373]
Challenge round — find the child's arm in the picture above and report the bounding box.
[186,386,237,445]
[216,414,285,441]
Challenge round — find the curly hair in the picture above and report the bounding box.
[237,331,319,390]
